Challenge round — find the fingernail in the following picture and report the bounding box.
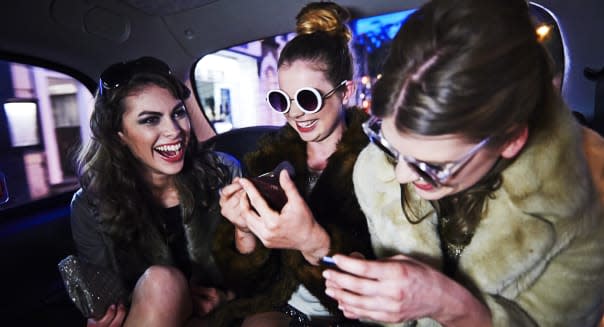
[325,288,334,297]
[322,270,330,279]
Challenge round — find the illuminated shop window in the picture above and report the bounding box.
[195,4,561,134]
[194,9,415,133]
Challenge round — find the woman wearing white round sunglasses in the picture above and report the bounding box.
[322,0,604,326]
[266,79,348,115]
[214,2,375,326]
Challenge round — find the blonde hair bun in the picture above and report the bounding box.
[296,2,352,42]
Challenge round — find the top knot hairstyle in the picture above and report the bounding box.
[279,1,354,88]
[296,1,352,42]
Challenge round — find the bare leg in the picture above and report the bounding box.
[124,265,192,327]
[242,311,291,327]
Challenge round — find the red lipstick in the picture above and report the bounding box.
[413,181,435,191]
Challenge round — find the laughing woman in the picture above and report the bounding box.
[70,57,240,327]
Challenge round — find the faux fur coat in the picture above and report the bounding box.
[352,99,604,326]
[210,108,375,325]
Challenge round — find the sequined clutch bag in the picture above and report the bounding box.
[57,255,128,319]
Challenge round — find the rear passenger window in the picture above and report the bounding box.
[0,60,93,212]
[193,9,416,134]
[194,4,563,134]
[530,4,565,90]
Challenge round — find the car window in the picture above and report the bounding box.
[0,60,93,213]
[530,3,565,90]
[194,9,416,133]
[0,4,563,214]
[195,4,564,134]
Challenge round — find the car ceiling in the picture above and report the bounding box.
[0,0,425,89]
[0,0,603,117]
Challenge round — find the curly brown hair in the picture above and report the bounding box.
[76,60,230,247]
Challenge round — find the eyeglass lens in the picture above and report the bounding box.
[407,162,439,186]
[296,89,319,112]
[366,118,441,186]
[267,80,346,114]
[267,89,321,113]
[371,133,439,186]
[267,91,289,112]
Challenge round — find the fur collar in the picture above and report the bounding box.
[245,108,369,196]
[353,99,601,297]
[242,108,373,315]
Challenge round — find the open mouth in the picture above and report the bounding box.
[154,141,185,161]
[296,119,318,131]
[413,180,435,191]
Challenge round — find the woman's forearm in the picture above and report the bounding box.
[434,277,492,327]
[234,228,257,254]
[300,223,331,265]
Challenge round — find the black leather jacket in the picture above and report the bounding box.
[70,151,241,293]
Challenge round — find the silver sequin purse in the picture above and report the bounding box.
[57,255,128,319]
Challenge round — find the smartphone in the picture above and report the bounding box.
[249,171,287,211]
[320,256,343,272]
[248,161,295,211]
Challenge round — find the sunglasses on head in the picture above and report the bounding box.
[98,56,172,96]
[362,116,490,187]
[266,80,348,114]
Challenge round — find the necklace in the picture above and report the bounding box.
[306,169,322,194]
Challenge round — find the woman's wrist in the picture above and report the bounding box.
[234,227,257,254]
[434,277,492,327]
[300,223,330,265]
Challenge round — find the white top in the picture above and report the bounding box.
[287,284,330,318]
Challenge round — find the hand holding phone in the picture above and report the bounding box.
[248,161,295,211]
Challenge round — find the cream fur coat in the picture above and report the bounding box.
[353,102,604,326]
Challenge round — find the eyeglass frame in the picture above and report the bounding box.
[362,116,490,187]
[98,56,174,97]
[265,80,348,114]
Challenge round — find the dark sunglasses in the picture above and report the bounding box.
[98,56,172,96]
[266,80,348,114]
[362,116,490,187]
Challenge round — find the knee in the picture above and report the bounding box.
[242,312,291,327]
[132,265,188,303]
[127,266,192,325]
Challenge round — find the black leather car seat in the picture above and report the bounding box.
[202,125,280,175]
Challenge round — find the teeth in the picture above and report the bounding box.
[155,143,182,152]
[297,120,316,127]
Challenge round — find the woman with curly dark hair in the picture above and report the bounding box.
[70,56,240,326]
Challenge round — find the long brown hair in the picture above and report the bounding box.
[372,0,555,245]
[77,66,229,247]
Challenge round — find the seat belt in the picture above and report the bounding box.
[585,66,604,135]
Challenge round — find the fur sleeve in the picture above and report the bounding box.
[486,214,604,327]
[284,199,375,315]
[211,218,280,296]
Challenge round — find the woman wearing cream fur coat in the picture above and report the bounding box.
[322,0,604,325]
